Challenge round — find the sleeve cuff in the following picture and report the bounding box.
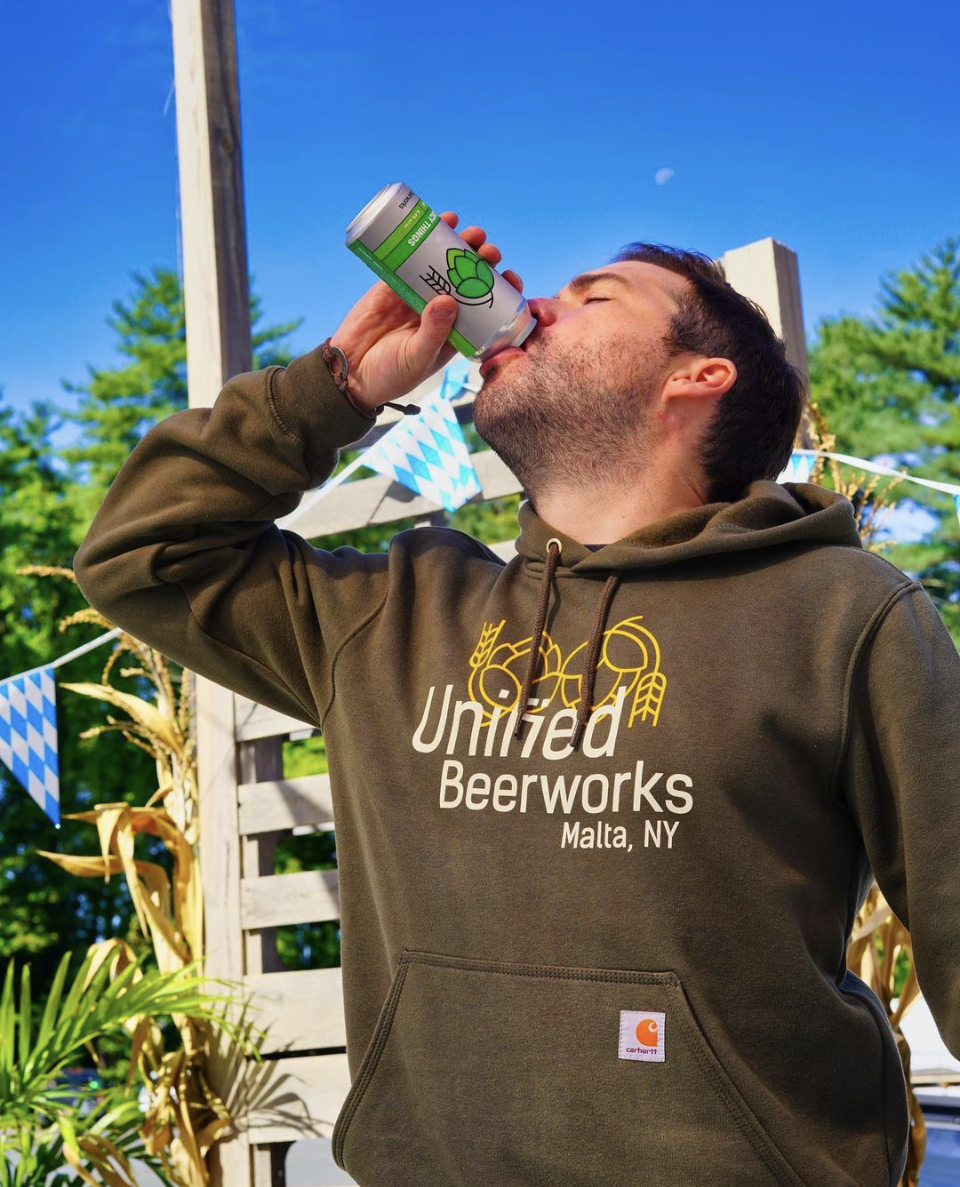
[269,344,378,461]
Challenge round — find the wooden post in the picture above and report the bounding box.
[719,237,811,447]
[170,0,254,1183]
[172,0,252,405]
[718,237,809,385]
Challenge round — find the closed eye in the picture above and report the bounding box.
[584,296,610,304]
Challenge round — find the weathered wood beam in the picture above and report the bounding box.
[719,237,809,384]
[170,0,256,1181]
[241,869,341,929]
[172,0,251,407]
[244,967,347,1053]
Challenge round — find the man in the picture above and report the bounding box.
[76,215,960,1187]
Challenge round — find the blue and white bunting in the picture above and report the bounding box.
[0,629,119,825]
[0,668,60,824]
[778,453,813,484]
[781,450,960,509]
[359,395,481,513]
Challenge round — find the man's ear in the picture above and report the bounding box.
[664,357,737,402]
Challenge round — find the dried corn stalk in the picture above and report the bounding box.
[805,405,904,553]
[21,566,244,1187]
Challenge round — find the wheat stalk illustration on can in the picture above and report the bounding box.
[346,183,536,360]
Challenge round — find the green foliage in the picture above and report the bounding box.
[0,950,242,1187]
[808,238,960,637]
[282,734,328,778]
[450,491,521,544]
[0,396,154,1000]
[275,739,340,970]
[62,268,301,522]
[0,269,300,1016]
[1,1092,166,1187]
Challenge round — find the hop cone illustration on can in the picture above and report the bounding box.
[446,248,495,305]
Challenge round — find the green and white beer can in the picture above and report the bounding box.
[346,183,536,360]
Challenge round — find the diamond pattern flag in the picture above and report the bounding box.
[360,394,481,512]
[778,452,813,484]
[0,668,60,824]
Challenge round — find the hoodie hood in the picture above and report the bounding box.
[516,480,863,571]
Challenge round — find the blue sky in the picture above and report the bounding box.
[1,0,958,419]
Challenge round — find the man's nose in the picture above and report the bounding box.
[527,297,562,328]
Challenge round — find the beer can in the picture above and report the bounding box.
[346,183,536,360]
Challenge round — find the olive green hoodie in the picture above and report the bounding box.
[75,346,960,1187]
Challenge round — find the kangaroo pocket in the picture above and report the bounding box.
[333,951,808,1187]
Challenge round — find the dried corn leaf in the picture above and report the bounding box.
[39,852,124,880]
[61,682,182,753]
[83,939,141,990]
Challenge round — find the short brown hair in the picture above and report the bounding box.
[613,242,806,501]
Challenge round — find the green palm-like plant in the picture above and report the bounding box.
[0,951,248,1187]
[1,1094,162,1187]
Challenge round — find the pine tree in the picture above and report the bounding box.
[809,239,960,635]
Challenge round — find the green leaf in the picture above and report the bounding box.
[16,965,29,1077]
[57,1110,79,1155]
[456,253,479,282]
[808,236,960,645]
[0,961,14,1085]
[456,277,492,299]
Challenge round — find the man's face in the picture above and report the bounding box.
[473,261,691,498]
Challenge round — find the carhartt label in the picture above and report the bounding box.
[618,1010,665,1062]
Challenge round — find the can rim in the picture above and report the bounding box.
[345,183,409,245]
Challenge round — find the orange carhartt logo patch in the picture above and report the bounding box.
[619,1010,666,1062]
[635,1017,659,1047]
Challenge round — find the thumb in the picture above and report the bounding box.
[402,296,457,380]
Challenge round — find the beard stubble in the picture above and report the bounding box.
[473,330,667,502]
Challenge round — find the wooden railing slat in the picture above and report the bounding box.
[241,870,340,929]
[245,967,346,1053]
[236,1053,351,1144]
[238,775,334,835]
[235,697,314,741]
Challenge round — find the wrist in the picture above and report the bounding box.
[321,338,422,420]
[321,338,377,419]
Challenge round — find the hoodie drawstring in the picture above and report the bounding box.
[514,539,561,740]
[514,540,622,752]
[571,572,622,751]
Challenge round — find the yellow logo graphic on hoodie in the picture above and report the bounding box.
[468,616,667,729]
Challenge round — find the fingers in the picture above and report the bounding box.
[402,296,458,379]
[439,211,508,271]
[502,268,523,293]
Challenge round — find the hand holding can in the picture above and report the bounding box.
[331,189,530,413]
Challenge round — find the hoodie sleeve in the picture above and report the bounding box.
[73,346,386,729]
[839,581,960,1057]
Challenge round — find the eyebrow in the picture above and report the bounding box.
[555,271,634,300]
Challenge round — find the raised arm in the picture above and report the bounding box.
[75,214,517,724]
[73,348,388,726]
